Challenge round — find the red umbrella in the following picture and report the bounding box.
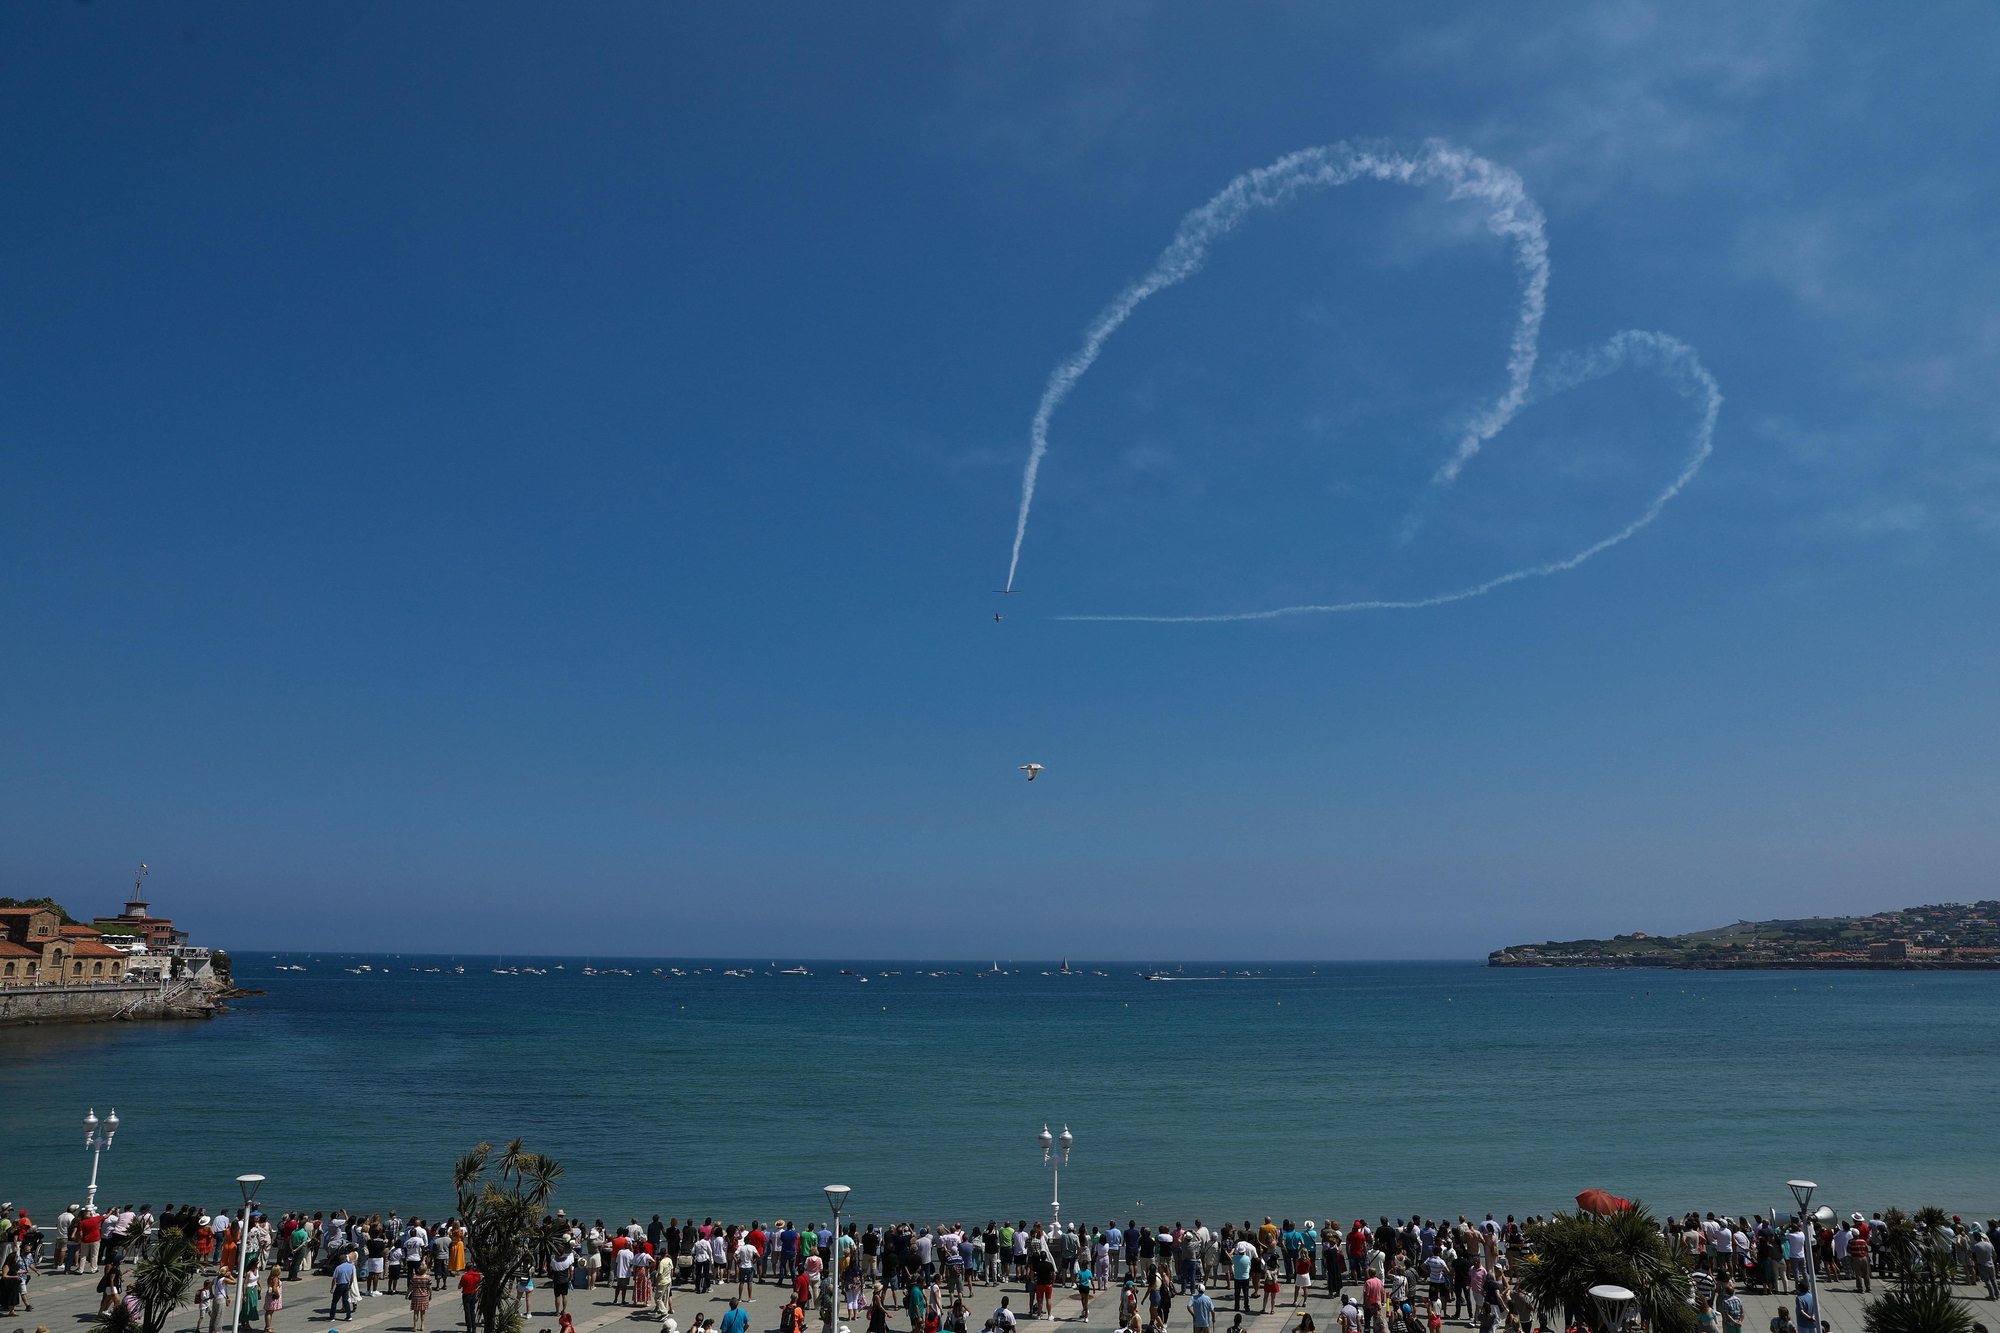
[1575,1190,1632,1216]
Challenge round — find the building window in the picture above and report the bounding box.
[73,961,84,975]
[92,961,104,975]
[3,962,13,976]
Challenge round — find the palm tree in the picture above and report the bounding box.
[453,1138,564,1333]
[92,1228,202,1333]
[1519,1204,1694,1333]
[1863,1206,1971,1333]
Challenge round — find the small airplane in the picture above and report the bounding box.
[992,589,1019,594]
[993,614,1005,622]
[1020,763,1044,781]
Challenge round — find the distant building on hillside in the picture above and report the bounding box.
[1869,940,1909,960]
[92,886,187,952]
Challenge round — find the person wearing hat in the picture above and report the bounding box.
[1846,1219,1869,1293]
[1971,1228,1997,1301]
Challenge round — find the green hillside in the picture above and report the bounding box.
[1490,900,2000,967]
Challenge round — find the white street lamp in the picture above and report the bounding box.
[822,1186,851,1331]
[1039,1126,1072,1234]
[1787,1181,1822,1333]
[82,1108,120,1215]
[1589,1284,1636,1333]
[230,1173,265,1333]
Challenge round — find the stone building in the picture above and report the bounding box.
[0,906,129,985]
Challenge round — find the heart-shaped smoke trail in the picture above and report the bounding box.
[1000,139,1721,623]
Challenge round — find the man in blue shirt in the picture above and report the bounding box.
[1188,1283,1215,1333]
[1105,1225,1124,1281]
[720,1298,749,1333]
[330,1257,357,1321]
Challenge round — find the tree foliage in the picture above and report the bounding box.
[1519,1204,1694,1333]
[1864,1205,1972,1333]
[0,895,77,923]
[453,1139,564,1333]
[92,1228,202,1333]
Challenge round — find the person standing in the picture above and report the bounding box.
[1972,1229,1997,1301]
[1188,1284,1214,1333]
[263,1264,284,1333]
[402,1256,431,1333]
[1229,1241,1253,1315]
[458,1265,481,1333]
[328,1253,357,1323]
[79,1210,104,1274]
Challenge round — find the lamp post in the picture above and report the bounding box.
[82,1108,120,1215]
[1038,1126,1072,1235]
[1589,1284,1636,1333]
[1787,1181,1822,1333]
[822,1185,851,1332]
[231,1174,265,1333]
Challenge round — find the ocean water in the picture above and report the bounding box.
[4,957,1994,1228]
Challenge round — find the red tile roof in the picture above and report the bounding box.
[0,940,38,958]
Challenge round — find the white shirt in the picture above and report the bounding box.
[692,1239,712,1264]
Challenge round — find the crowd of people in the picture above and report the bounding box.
[5,1201,1999,1333]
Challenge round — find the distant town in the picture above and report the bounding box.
[1489,901,2000,969]
[0,868,234,1023]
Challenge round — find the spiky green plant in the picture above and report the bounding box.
[453,1138,563,1333]
[91,1228,202,1333]
[1863,1206,1970,1333]
[1519,1203,1694,1333]
[1863,1279,1972,1333]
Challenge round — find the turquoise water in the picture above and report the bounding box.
[4,958,1993,1226]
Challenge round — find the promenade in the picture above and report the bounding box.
[10,1259,1990,1333]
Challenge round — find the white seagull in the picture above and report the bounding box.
[1020,763,1044,781]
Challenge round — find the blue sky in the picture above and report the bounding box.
[3,3,1995,958]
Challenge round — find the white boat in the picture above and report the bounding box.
[780,966,809,975]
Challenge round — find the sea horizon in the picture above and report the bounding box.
[7,957,1995,1228]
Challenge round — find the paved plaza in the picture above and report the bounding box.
[9,1258,1997,1333]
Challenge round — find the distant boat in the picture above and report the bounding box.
[780,966,809,975]
[1146,974,1220,982]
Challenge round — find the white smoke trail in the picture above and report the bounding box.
[1056,331,1721,623]
[1002,138,1549,591]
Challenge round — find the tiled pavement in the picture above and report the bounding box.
[11,1263,1997,1333]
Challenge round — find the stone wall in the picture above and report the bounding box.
[0,979,219,1025]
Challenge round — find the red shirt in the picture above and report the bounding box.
[460,1271,481,1297]
[750,1230,768,1254]
[79,1215,103,1243]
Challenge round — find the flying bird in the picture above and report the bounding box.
[1020,764,1044,780]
